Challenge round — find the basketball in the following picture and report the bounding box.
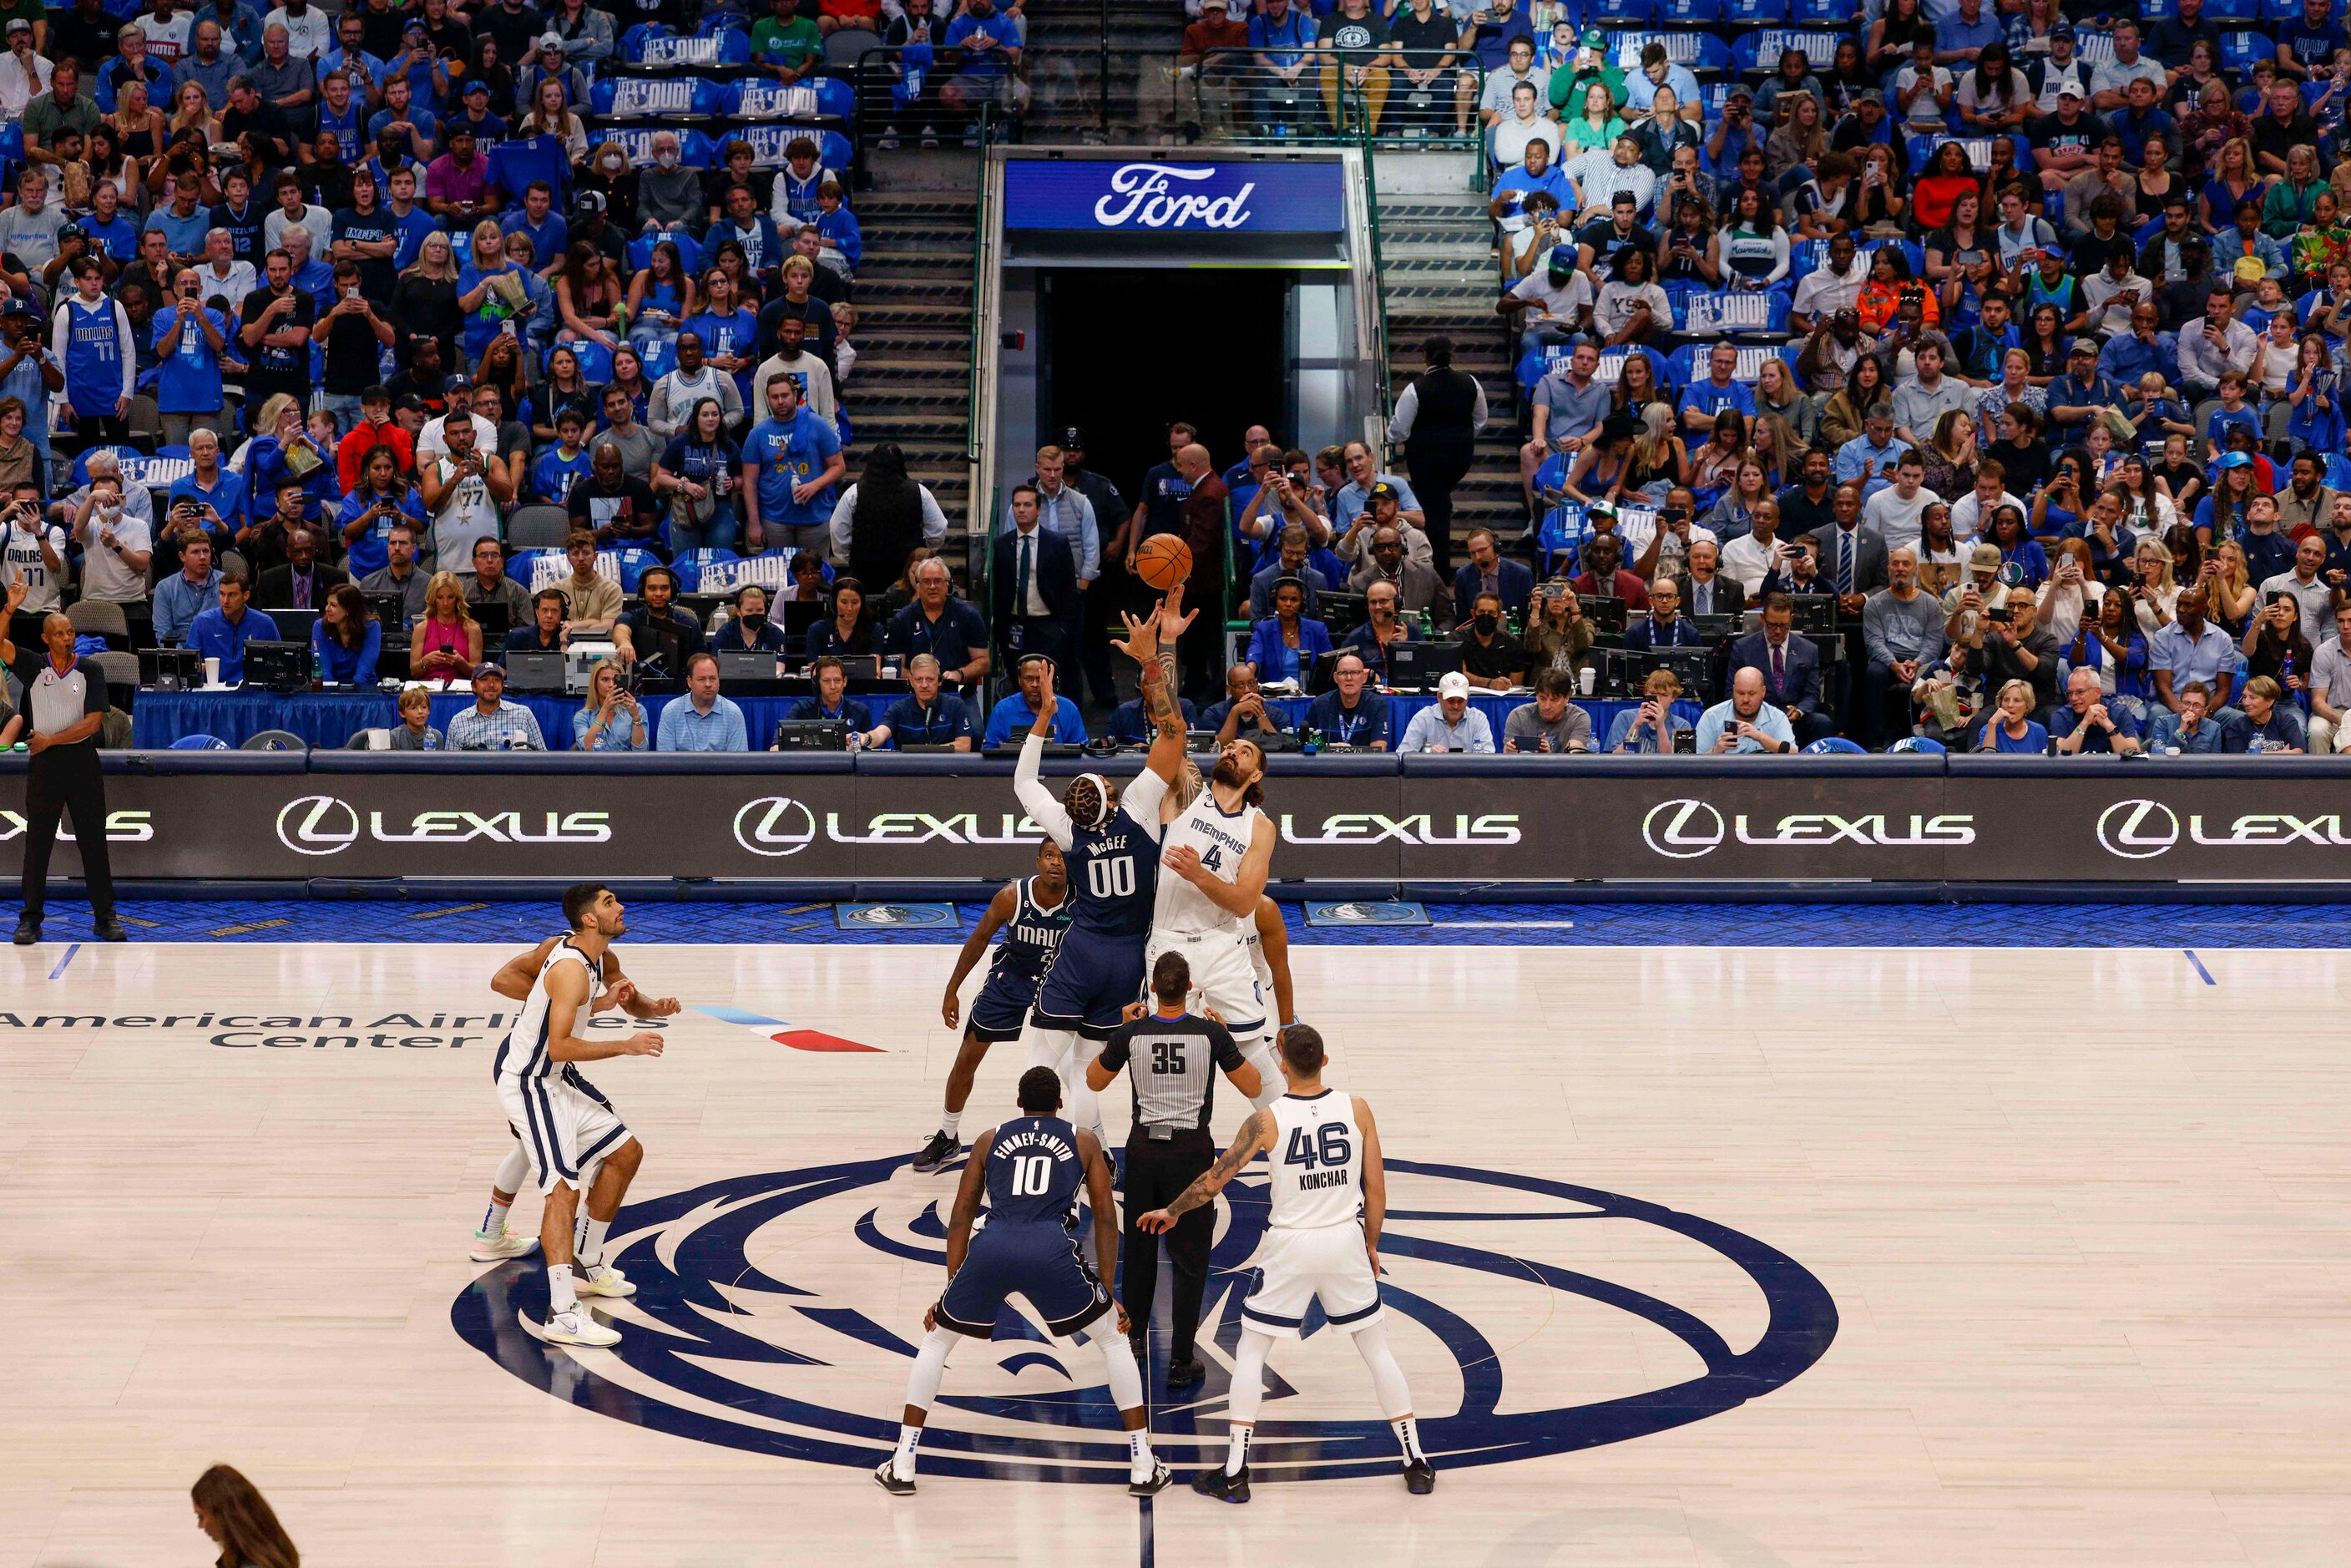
[1134,534,1192,591]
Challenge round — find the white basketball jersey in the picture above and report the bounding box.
[1153,792,1263,936]
[1266,1089,1364,1231]
[493,940,597,1081]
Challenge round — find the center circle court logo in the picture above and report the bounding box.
[1641,798,1727,859]
[276,794,359,856]
[453,1156,1836,1484]
[2096,798,2181,859]
[732,796,817,857]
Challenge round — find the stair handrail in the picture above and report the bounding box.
[1355,99,1396,427]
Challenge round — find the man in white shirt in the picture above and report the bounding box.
[2307,603,2351,754]
[2176,284,2260,403]
[132,0,193,63]
[1719,500,1790,598]
[2260,533,2336,648]
[2090,19,2166,109]
[1947,463,2026,542]
[0,21,53,123]
[68,474,154,605]
[191,227,255,309]
[261,0,331,61]
[1397,670,1495,753]
[748,313,836,425]
[1863,453,1942,552]
[1478,36,1546,126]
[1562,136,1654,222]
[1499,247,1593,357]
[1789,231,1868,332]
[1490,80,1560,171]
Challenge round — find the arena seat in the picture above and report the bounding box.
[591,75,726,122]
[169,734,230,750]
[1588,0,1656,24]
[1792,235,1924,277]
[637,337,678,383]
[1666,341,1787,384]
[510,549,568,589]
[242,731,309,751]
[609,548,664,590]
[729,78,857,123]
[1803,736,1868,754]
[1738,24,1849,68]
[1722,0,1790,22]
[1671,286,1791,337]
[1610,31,1729,71]
[674,549,743,592]
[71,445,144,488]
[560,340,616,386]
[507,505,574,550]
[606,129,719,169]
[2220,30,2277,69]
[822,28,884,68]
[1658,0,1723,23]
[742,125,855,172]
[1785,0,1852,24]
[623,25,754,68]
[1888,736,1947,753]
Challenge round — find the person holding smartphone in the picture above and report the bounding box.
[311,258,396,438]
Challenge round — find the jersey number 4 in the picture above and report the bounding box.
[1009,1153,1055,1196]
[1284,1123,1352,1169]
[1085,856,1135,899]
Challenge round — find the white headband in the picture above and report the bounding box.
[1073,772,1111,830]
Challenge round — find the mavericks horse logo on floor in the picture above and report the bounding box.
[452,1156,1838,1483]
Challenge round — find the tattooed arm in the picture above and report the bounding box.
[1134,1107,1274,1233]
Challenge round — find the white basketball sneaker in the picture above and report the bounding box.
[469,1227,538,1262]
[574,1260,636,1298]
[543,1309,620,1348]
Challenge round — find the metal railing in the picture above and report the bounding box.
[847,43,1028,157]
[967,101,994,469]
[1140,49,1487,152]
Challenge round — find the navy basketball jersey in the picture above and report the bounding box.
[985,1115,1086,1226]
[1067,807,1161,943]
[990,876,1071,986]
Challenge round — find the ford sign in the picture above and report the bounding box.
[1003,158,1347,234]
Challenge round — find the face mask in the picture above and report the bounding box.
[1474,613,1499,635]
[741,613,766,634]
[655,149,677,168]
[602,156,624,173]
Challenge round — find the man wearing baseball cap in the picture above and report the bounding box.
[1397,669,1495,753]
[0,21,52,125]
[443,661,548,751]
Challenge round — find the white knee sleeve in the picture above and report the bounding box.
[1228,1327,1274,1427]
[493,1141,531,1195]
[904,1324,958,1414]
[1096,1326,1144,1410]
[1352,1320,1414,1422]
[1243,1044,1282,1110]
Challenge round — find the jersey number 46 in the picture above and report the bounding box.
[1285,1123,1352,1169]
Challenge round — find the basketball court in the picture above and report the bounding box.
[6,907,2348,1566]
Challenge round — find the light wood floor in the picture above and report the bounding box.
[3,938,2348,1567]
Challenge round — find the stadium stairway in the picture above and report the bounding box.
[843,175,978,532]
[1379,187,1525,552]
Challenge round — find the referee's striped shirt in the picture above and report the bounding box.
[1097,1011,1244,1135]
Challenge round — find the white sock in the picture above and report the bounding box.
[1128,1427,1153,1481]
[1392,1416,1424,1464]
[547,1262,578,1315]
[892,1424,922,1479]
[1244,1044,1282,1110]
[479,1194,512,1236]
[1225,1425,1251,1476]
[1226,1327,1272,1473]
[939,1109,961,1138]
[580,1217,611,1267]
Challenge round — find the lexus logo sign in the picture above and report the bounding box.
[2096,799,2182,859]
[276,794,361,856]
[733,796,818,857]
[1641,798,1727,858]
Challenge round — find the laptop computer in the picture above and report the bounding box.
[1385,640,1462,690]
[772,719,847,751]
[833,655,882,680]
[139,647,203,689]
[1625,646,1712,701]
[1579,595,1629,634]
[1785,594,1838,633]
[241,640,311,691]
[716,650,781,683]
[1686,612,1740,642]
[268,608,319,647]
[1317,590,1368,637]
[504,650,567,692]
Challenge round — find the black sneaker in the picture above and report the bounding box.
[909,1130,958,1173]
[1191,1464,1250,1503]
[1164,1356,1205,1390]
[1128,1459,1172,1496]
[12,914,38,946]
[1403,1459,1435,1495]
[873,1459,916,1495]
[94,916,127,943]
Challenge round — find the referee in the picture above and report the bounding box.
[3,579,125,945]
[1089,952,1261,1389]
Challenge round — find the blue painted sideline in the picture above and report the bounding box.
[2184,950,2217,985]
[46,943,78,979]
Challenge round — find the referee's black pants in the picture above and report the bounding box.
[21,743,115,922]
[1122,1128,1216,1365]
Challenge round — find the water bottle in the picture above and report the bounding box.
[1300,725,1322,756]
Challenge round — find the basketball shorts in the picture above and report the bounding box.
[935,1219,1115,1339]
[968,969,1039,1044]
[1241,1222,1383,1339]
[1032,929,1149,1040]
[1145,928,1269,1040]
[498,1070,631,1193]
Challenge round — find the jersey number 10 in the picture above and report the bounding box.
[1085,856,1135,900]
[1285,1123,1352,1169]
[1009,1153,1055,1196]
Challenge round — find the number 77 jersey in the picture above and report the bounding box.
[1267,1089,1364,1231]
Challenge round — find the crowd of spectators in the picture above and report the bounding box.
[1452,0,2351,750]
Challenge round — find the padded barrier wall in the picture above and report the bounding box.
[6,753,2351,899]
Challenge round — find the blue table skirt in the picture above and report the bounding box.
[131,689,820,750]
[1263,693,1700,747]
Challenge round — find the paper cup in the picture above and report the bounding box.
[204,657,221,685]
[1579,665,1595,696]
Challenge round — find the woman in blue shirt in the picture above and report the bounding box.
[1976,678,2050,752]
[625,240,696,352]
[680,269,759,407]
[656,397,743,554]
[1241,576,1332,685]
[804,574,882,661]
[311,584,382,684]
[1985,503,2049,587]
[574,657,649,751]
